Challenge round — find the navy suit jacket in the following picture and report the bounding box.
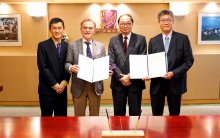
[148,31,194,95]
[108,32,147,92]
[37,38,70,95]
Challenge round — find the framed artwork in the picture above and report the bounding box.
[198,13,220,44]
[0,14,22,46]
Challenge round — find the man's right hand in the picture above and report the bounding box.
[70,65,80,73]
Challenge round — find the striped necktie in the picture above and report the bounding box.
[165,36,169,72]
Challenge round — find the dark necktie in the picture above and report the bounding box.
[85,42,92,58]
[57,42,61,57]
[123,36,128,55]
[165,36,170,72]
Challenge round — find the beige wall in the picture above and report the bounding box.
[0,3,220,105]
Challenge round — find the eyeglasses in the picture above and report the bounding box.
[159,19,173,24]
[82,27,94,30]
[119,22,132,27]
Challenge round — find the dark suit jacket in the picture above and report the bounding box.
[148,31,194,95]
[65,38,106,97]
[37,38,70,95]
[108,32,147,92]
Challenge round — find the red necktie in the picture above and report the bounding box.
[123,36,128,55]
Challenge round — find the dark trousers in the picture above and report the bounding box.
[112,89,142,116]
[39,92,67,116]
[150,80,182,116]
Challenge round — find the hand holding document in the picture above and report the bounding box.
[129,52,166,79]
[77,54,109,83]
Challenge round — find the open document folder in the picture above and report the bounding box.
[77,54,109,83]
[129,52,166,79]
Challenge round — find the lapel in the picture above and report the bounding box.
[118,34,126,62]
[158,34,165,51]
[168,31,177,54]
[77,39,84,55]
[59,40,66,58]
[91,39,97,59]
[126,33,137,58]
[48,38,59,58]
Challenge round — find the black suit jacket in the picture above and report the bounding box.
[108,32,147,92]
[148,31,194,95]
[37,38,70,95]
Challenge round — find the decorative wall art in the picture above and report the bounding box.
[96,10,119,33]
[0,14,22,46]
[198,13,220,44]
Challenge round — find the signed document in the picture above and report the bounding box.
[77,54,109,82]
[129,52,166,79]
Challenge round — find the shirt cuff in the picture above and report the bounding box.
[51,83,59,90]
[60,80,68,87]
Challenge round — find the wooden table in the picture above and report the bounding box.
[0,86,3,92]
[0,116,220,138]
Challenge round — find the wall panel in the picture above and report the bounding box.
[0,3,220,105]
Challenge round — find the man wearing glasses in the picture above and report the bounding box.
[144,10,194,116]
[65,19,113,116]
[108,14,147,116]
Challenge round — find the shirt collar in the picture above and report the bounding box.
[52,37,61,47]
[83,38,92,44]
[162,30,172,40]
[122,32,131,40]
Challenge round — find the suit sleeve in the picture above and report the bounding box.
[101,43,106,57]
[172,35,194,78]
[37,42,57,87]
[139,36,147,55]
[62,41,71,83]
[108,38,122,81]
[148,38,153,54]
[65,43,74,74]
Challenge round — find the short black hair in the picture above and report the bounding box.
[157,10,174,21]
[117,14,134,25]
[49,18,65,29]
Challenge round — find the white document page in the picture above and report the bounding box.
[129,55,148,79]
[77,54,94,83]
[148,52,166,78]
[129,52,166,79]
[93,56,109,82]
[77,54,109,83]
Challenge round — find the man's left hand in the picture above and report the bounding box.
[163,71,174,79]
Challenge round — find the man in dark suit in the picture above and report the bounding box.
[65,19,113,116]
[108,14,147,116]
[37,18,70,116]
[143,10,194,116]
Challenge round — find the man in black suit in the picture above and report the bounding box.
[143,10,194,116]
[37,18,70,116]
[108,14,147,116]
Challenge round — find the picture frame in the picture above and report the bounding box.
[0,14,22,46]
[198,13,220,44]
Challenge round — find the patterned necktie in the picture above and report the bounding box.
[123,36,128,55]
[57,42,61,57]
[85,42,92,58]
[165,36,170,72]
